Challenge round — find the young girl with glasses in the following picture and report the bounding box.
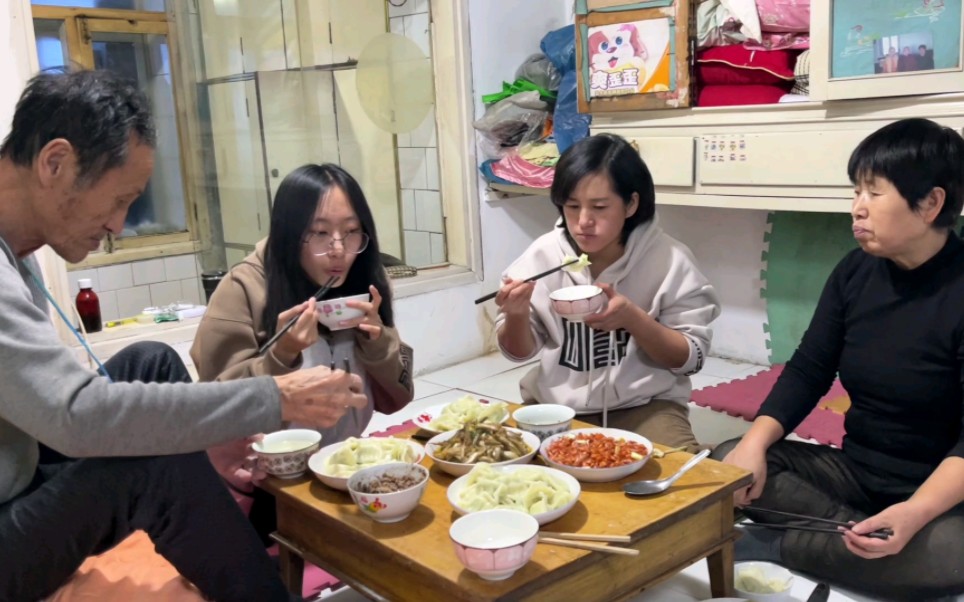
[191,164,414,533]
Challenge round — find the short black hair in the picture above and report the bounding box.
[0,70,156,186]
[550,133,655,247]
[919,44,928,50]
[847,118,964,228]
[262,164,393,337]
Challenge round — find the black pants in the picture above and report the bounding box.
[714,438,964,601]
[0,342,292,602]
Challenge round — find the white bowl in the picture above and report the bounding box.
[251,429,322,479]
[308,437,425,491]
[426,427,540,477]
[548,285,606,322]
[447,464,580,526]
[512,404,575,440]
[733,562,793,602]
[450,509,539,581]
[539,428,652,483]
[316,293,369,331]
[347,462,430,523]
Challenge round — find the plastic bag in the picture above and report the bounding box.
[515,53,562,92]
[553,71,591,155]
[473,90,548,159]
[541,25,576,72]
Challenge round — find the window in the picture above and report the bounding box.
[30,0,479,281]
[31,2,198,264]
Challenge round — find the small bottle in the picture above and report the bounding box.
[75,278,102,333]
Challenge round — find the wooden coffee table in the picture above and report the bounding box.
[264,419,751,602]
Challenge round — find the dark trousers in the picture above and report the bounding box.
[0,342,292,602]
[714,438,964,601]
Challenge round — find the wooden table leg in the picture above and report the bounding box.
[272,532,305,596]
[707,541,734,598]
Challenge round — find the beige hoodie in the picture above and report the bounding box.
[190,241,413,442]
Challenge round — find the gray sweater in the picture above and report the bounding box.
[0,237,283,504]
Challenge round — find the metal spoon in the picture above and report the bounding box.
[623,448,711,496]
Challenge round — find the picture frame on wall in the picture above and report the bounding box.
[810,0,964,100]
[575,0,694,112]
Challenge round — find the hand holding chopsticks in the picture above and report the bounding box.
[258,275,338,356]
[537,532,638,556]
[474,258,580,305]
[744,507,893,540]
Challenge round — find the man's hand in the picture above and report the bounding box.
[274,365,367,427]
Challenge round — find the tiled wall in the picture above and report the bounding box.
[390,0,445,268]
[67,254,204,322]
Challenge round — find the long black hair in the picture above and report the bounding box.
[262,164,393,337]
[549,133,656,251]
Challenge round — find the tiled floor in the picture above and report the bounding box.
[318,352,882,602]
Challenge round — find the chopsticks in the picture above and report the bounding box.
[257,275,338,356]
[537,532,638,556]
[745,507,893,540]
[474,258,580,305]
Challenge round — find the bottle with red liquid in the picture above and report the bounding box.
[76,278,102,333]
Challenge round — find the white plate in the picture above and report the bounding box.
[307,437,425,491]
[539,428,652,483]
[426,427,540,477]
[412,399,510,435]
[447,464,580,526]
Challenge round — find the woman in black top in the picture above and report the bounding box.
[713,118,964,600]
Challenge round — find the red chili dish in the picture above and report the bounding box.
[545,433,649,468]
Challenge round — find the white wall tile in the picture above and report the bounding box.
[67,268,99,299]
[415,190,443,233]
[388,0,417,18]
[403,229,432,267]
[390,15,405,36]
[401,189,417,230]
[163,254,198,281]
[97,263,133,291]
[115,285,152,318]
[425,146,439,191]
[398,147,427,189]
[413,0,429,14]
[409,108,437,148]
[150,281,183,307]
[97,290,119,322]
[179,277,202,306]
[403,13,431,57]
[396,130,412,148]
[430,232,446,264]
[132,258,166,286]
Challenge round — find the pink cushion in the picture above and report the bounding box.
[697,46,798,85]
[698,83,793,107]
[756,0,810,32]
[745,32,810,51]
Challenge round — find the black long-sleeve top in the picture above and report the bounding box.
[759,232,964,496]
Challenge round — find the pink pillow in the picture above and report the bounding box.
[756,0,810,32]
[697,46,797,85]
[697,83,793,107]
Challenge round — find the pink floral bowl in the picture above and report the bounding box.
[252,429,322,479]
[548,285,606,322]
[450,509,539,581]
[316,293,369,331]
[347,463,430,523]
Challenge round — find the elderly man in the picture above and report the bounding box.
[0,70,367,601]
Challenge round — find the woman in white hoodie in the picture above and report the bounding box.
[495,133,720,451]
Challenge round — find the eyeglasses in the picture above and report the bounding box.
[303,231,370,256]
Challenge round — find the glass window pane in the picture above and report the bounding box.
[33,19,70,71]
[91,31,186,237]
[31,0,166,10]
